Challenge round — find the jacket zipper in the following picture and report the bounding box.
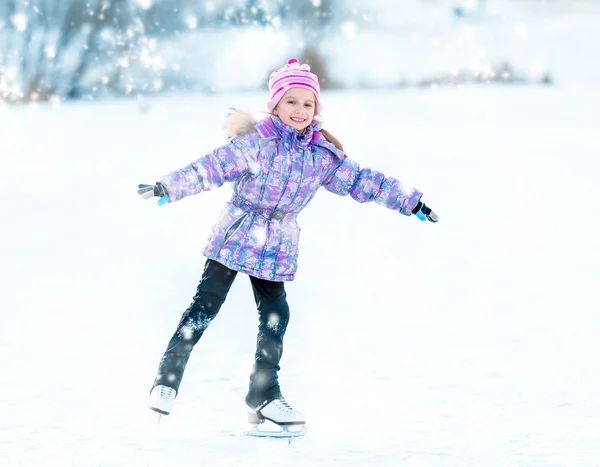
[261,147,307,279]
[257,142,280,275]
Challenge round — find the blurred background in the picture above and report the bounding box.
[1,0,599,105]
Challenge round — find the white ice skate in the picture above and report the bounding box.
[245,398,307,438]
[148,385,176,415]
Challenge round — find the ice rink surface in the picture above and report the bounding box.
[1,84,599,466]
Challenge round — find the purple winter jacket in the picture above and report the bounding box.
[159,115,422,282]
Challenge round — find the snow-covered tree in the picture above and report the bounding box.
[0,0,365,102]
[0,0,163,102]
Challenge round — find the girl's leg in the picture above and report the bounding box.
[151,259,237,393]
[245,276,290,409]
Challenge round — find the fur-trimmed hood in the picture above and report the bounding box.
[225,108,259,141]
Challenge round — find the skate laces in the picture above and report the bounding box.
[157,385,176,400]
[277,397,292,412]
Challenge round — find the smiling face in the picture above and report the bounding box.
[273,87,316,132]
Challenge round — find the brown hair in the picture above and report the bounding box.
[320,127,345,155]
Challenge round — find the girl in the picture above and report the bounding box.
[138,58,438,435]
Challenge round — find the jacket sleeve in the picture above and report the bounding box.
[322,156,422,216]
[158,132,259,203]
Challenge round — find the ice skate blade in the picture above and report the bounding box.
[149,407,170,416]
[244,421,307,438]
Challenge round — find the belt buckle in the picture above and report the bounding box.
[270,210,284,221]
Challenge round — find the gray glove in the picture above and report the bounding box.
[137,183,169,206]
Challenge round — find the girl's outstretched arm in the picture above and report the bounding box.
[157,132,259,203]
[322,157,423,216]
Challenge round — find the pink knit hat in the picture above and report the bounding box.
[267,58,322,115]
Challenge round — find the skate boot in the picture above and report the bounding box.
[245,397,307,438]
[148,385,176,415]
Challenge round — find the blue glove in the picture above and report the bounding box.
[412,201,438,223]
[137,183,169,206]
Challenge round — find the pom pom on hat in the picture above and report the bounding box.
[267,58,322,115]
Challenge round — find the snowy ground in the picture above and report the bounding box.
[1,85,599,466]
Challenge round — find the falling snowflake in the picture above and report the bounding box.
[44,45,56,59]
[340,21,357,40]
[184,15,198,29]
[271,16,281,29]
[11,13,28,32]
[180,326,195,340]
[266,313,283,334]
[180,314,214,340]
[135,0,153,10]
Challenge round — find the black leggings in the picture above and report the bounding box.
[151,259,290,409]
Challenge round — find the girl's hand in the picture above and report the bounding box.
[137,183,169,206]
[412,201,438,223]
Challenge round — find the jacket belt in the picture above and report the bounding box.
[231,195,296,221]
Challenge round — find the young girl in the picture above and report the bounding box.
[138,58,438,435]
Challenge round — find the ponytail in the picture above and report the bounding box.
[319,128,345,156]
